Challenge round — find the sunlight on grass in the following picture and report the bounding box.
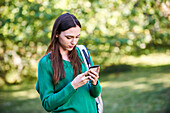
[101,80,154,91]
[101,73,170,91]
[101,81,136,88]
[100,71,170,113]
[149,74,170,84]
[132,84,153,90]
[121,53,170,66]
[11,89,39,100]
[133,77,147,82]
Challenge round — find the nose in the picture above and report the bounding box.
[71,38,77,45]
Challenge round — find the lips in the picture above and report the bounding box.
[69,45,74,48]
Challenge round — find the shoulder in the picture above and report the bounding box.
[76,45,89,53]
[76,45,88,50]
[76,46,81,53]
[38,53,51,67]
[76,45,90,56]
[76,45,87,56]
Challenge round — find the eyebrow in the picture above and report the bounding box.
[65,34,80,38]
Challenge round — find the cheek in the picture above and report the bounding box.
[59,36,67,43]
[76,38,79,43]
[59,38,66,46]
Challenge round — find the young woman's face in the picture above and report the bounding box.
[57,25,81,52]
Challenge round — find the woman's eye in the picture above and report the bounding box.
[66,37,71,39]
[76,36,79,38]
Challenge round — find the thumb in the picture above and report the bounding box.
[82,70,90,77]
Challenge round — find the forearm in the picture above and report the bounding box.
[41,82,76,112]
[89,80,102,98]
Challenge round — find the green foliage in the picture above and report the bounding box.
[0,0,169,83]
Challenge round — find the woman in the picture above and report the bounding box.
[35,13,102,113]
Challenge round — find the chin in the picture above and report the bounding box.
[67,48,74,51]
[68,46,76,51]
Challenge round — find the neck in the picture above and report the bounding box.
[59,46,70,61]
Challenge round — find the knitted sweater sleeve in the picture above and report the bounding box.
[35,56,76,112]
[88,50,102,98]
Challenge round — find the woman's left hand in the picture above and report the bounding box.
[88,67,100,85]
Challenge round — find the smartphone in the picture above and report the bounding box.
[89,65,99,72]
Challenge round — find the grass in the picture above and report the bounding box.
[100,65,170,113]
[0,53,170,113]
[0,79,45,113]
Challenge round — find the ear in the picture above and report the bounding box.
[56,31,59,38]
[56,34,59,38]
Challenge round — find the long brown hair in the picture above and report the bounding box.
[46,13,82,85]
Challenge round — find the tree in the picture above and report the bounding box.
[0,0,169,84]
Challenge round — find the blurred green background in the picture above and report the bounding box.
[0,0,170,113]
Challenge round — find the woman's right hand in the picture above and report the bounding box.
[71,70,90,89]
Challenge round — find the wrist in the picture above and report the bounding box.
[71,81,78,89]
[92,81,98,86]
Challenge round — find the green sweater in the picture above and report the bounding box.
[35,47,102,113]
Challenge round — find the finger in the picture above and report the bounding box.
[88,76,97,85]
[83,77,90,83]
[88,76,95,82]
[84,76,90,80]
[88,72,99,80]
[89,70,98,77]
[82,70,90,77]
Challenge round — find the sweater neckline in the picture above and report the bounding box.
[62,59,70,63]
